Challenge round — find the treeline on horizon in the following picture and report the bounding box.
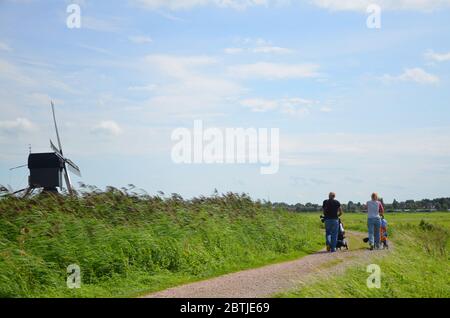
[1,184,449,213]
[273,197,450,213]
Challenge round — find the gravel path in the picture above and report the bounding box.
[143,231,391,298]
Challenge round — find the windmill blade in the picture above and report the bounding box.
[51,101,63,155]
[9,164,27,171]
[62,163,73,195]
[22,187,34,198]
[50,139,63,156]
[13,188,29,195]
[65,158,82,177]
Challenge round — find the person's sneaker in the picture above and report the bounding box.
[326,245,331,252]
[369,244,374,251]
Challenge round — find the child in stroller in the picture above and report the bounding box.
[336,218,349,250]
[380,217,389,249]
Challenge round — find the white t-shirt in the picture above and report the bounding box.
[367,200,381,218]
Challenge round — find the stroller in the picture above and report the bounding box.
[336,218,349,250]
[320,216,349,250]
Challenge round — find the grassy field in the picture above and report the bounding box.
[0,189,324,298]
[278,212,450,298]
[1,189,448,298]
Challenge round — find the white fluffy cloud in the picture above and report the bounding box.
[229,62,320,80]
[252,46,292,54]
[311,0,450,12]
[224,38,293,55]
[240,97,318,115]
[382,68,440,84]
[128,84,158,92]
[240,98,279,112]
[91,121,123,136]
[142,54,243,119]
[225,46,292,54]
[128,35,153,44]
[145,54,218,79]
[425,50,450,62]
[0,118,36,134]
[143,54,241,97]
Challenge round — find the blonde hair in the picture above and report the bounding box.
[371,193,378,201]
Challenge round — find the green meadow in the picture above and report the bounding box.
[278,212,450,298]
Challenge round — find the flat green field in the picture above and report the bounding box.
[278,212,450,298]
[343,211,450,232]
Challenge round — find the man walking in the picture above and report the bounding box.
[322,192,343,253]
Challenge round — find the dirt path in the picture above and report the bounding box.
[143,231,391,298]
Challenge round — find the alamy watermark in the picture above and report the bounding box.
[367,4,382,29]
[66,4,81,29]
[366,264,381,289]
[67,264,81,289]
[171,120,280,175]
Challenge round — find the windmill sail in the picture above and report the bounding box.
[50,101,82,195]
[9,164,27,171]
[65,158,82,177]
[51,101,63,154]
[63,165,72,194]
[50,139,62,156]
[51,139,81,177]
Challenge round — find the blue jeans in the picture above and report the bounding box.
[368,217,381,247]
[325,219,339,252]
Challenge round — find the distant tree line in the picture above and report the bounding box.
[272,197,450,213]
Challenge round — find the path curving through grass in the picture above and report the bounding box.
[143,231,392,298]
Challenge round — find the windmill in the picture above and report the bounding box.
[8,102,81,197]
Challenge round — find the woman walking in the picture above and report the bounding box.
[366,193,384,250]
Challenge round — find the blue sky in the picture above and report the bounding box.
[1,0,450,204]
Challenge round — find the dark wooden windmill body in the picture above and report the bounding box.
[28,153,64,191]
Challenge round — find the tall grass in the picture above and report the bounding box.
[0,186,323,298]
